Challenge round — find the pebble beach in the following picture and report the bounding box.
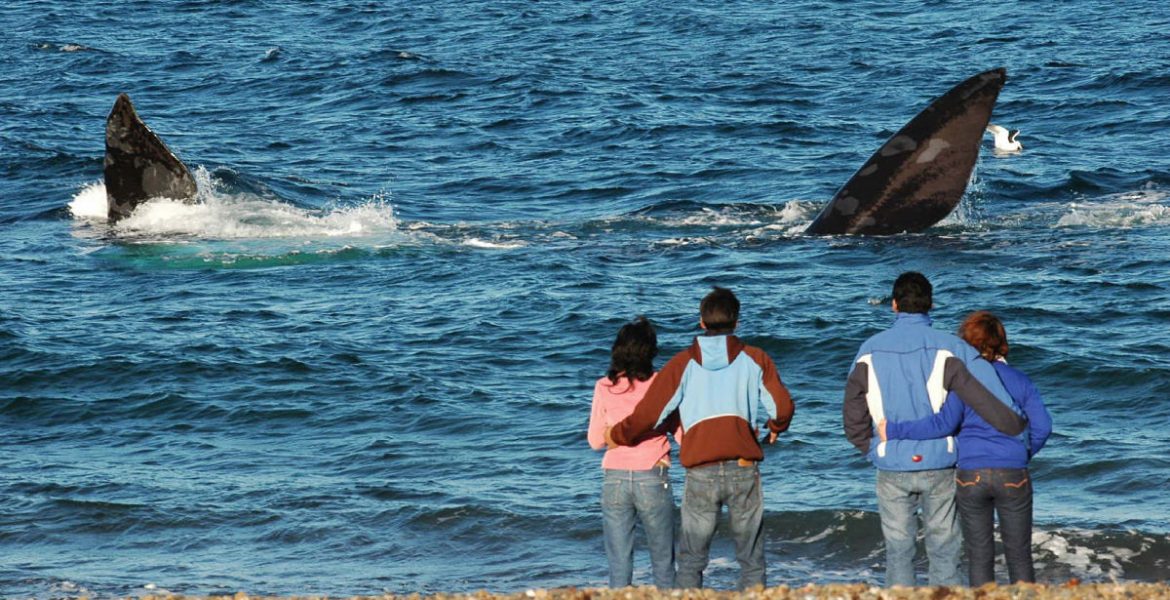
[133,583,1170,600]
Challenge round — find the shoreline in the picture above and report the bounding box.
[140,583,1170,600]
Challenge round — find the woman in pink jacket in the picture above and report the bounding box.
[588,316,677,589]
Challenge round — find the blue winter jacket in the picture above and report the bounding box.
[887,360,1053,469]
[842,312,1025,471]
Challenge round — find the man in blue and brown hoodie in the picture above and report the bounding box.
[606,286,794,590]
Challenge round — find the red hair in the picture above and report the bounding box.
[958,311,1009,361]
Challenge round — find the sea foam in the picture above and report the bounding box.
[1056,189,1169,229]
[68,169,400,241]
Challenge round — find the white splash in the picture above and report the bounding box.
[656,236,717,247]
[750,200,842,237]
[792,522,847,544]
[67,180,108,219]
[116,195,398,239]
[637,201,819,245]
[1056,188,1169,229]
[463,238,526,249]
[645,201,814,229]
[68,169,399,240]
[774,200,820,227]
[937,167,983,229]
[1033,529,1129,581]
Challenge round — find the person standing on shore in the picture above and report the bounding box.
[879,311,1053,586]
[588,316,677,589]
[842,272,1027,587]
[606,287,794,590]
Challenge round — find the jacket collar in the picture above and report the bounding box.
[893,312,932,327]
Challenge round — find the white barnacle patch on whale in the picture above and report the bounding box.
[880,135,918,157]
[836,196,860,216]
[916,138,951,164]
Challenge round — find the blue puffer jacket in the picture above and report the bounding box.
[887,360,1053,469]
[850,313,1018,471]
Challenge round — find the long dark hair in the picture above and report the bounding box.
[606,316,658,389]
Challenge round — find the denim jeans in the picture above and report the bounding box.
[677,460,764,590]
[956,467,1034,586]
[602,466,676,588]
[875,469,961,587]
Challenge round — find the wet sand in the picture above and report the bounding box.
[141,583,1170,600]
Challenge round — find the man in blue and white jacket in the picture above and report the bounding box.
[842,272,1027,587]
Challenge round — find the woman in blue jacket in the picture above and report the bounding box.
[880,311,1053,586]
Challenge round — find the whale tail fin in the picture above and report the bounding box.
[806,68,1006,235]
[103,93,198,222]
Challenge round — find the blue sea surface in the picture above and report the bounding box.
[2,1,1169,596]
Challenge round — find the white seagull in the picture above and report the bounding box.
[986,124,1023,152]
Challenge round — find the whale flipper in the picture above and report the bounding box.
[805,68,1006,235]
[103,93,197,222]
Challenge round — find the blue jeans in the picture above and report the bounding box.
[677,460,764,590]
[876,469,961,587]
[602,466,676,588]
[956,468,1034,586]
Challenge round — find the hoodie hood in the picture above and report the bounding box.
[694,334,744,371]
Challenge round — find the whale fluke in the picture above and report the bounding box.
[805,68,1007,235]
[103,93,197,222]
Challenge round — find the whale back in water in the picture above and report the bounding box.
[805,68,1006,235]
[103,93,197,222]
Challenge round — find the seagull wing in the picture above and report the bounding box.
[986,123,1007,137]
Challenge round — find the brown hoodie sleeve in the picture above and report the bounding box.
[753,349,794,434]
[610,348,690,446]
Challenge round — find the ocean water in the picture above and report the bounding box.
[2,1,1169,596]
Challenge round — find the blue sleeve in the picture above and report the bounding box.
[1019,377,1053,457]
[887,392,965,440]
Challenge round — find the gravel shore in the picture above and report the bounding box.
[139,583,1170,600]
